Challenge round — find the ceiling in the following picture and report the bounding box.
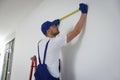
[0,0,42,41]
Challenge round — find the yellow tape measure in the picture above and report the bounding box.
[60,9,80,21]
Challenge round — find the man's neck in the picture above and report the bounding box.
[46,35,56,38]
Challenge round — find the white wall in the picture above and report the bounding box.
[11,0,120,80]
[0,40,5,80]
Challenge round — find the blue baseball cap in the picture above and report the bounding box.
[41,19,60,35]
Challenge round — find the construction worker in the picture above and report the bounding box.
[35,3,88,80]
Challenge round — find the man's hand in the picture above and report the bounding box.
[79,3,88,14]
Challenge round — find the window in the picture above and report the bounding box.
[1,39,15,80]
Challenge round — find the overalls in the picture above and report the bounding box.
[34,40,60,80]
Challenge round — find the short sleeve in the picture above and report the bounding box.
[50,34,67,48]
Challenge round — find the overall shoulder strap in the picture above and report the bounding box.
[37,40,42,64]
[43,40,50,64]
[37,39,50,64]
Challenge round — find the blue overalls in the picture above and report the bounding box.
[34,40,60,80]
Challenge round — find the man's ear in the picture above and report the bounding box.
[46,29,51,34]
